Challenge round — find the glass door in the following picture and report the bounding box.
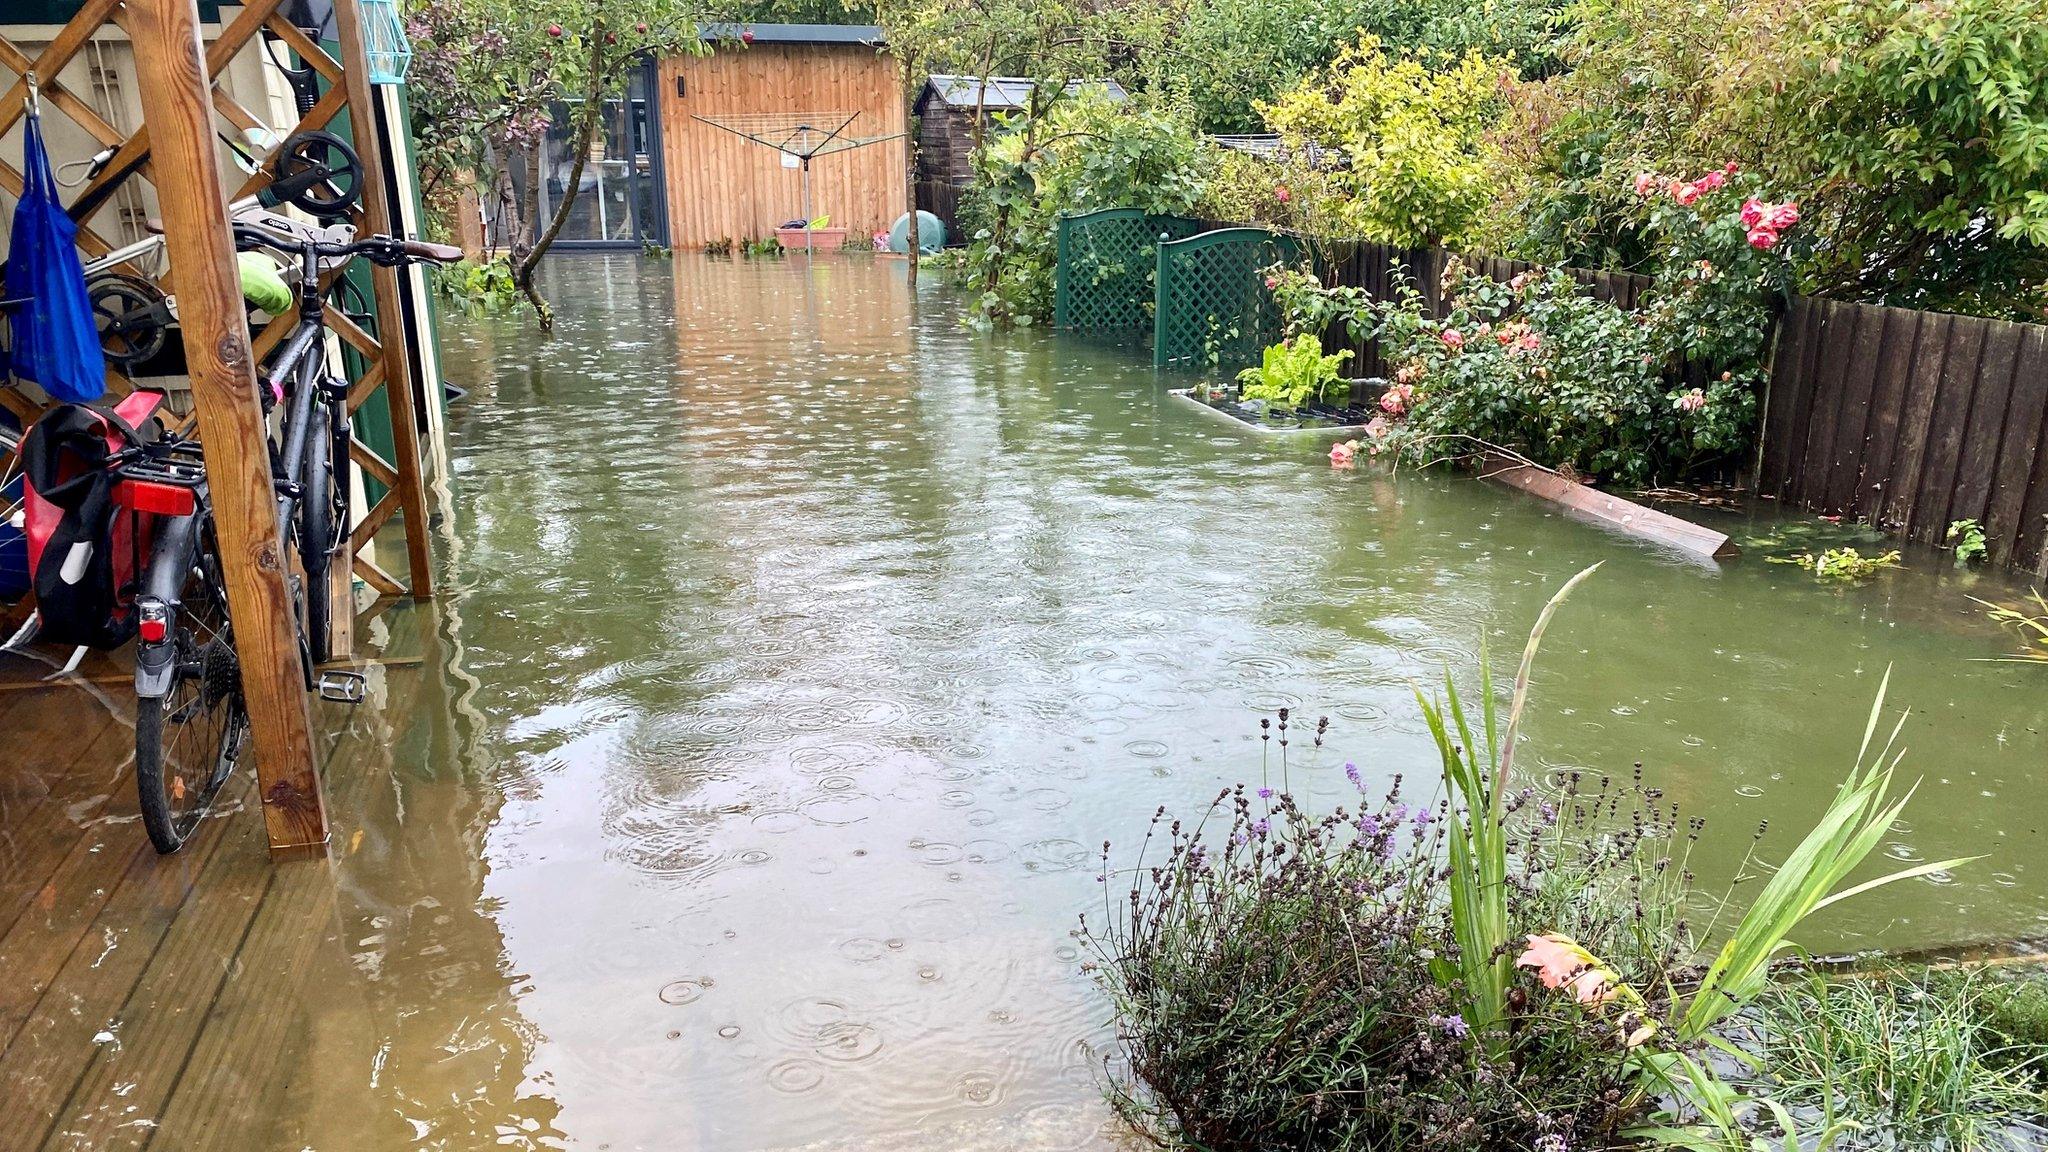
[532,59,666,248]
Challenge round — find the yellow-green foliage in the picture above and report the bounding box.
[1261,38,1510,246]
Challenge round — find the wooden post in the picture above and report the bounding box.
[333,0,436,600]
[130,0,328,857]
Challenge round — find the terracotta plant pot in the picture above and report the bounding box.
[774,226,848,251]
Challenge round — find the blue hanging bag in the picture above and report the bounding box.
[7,82,105,404]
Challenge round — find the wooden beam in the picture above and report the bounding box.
[334,0,436,600]
[130,0,328,858]
[1480,453,1740,562]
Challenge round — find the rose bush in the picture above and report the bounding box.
[1279,166,1801,485]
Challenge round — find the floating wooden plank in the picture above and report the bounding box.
[1479,453,1739,562]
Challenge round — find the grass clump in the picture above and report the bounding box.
[1756,968,2048,1150]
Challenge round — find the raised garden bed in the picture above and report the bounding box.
[774,226,848,251]
[1169,378,1384,436]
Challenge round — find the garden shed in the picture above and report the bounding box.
[913,75,1129,186]
[660,23,907,248]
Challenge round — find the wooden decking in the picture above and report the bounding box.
[0,602,434,1152]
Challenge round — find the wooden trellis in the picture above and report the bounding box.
[1,0,438,856]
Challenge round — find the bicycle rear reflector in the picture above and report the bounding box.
[115,479,197,518]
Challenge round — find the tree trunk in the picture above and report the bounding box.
[513,36,607,331]
[902,46,920,280]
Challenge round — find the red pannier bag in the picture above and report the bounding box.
[20,391,170,648]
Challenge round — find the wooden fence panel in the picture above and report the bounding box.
[1989,327,2048,565]
[1762,298,2048,574]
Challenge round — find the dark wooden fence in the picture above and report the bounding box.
[1760,297,2048,574]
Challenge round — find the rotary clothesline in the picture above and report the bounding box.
[691,111,904,250]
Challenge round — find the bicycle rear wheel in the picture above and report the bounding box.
[136,541,249,854]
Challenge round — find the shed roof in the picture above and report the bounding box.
[917,75,1130,112]
[699,23,886,46]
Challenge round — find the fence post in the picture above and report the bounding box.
[129,0,327,856]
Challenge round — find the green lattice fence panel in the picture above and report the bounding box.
[1153,228,1302,370]
[1054,209,1204,334]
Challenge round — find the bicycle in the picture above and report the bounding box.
[8,228,459,854]
[236,222,461,685]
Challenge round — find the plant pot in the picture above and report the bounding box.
[774,226,848,251]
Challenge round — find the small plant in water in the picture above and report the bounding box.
[1948,519,1988,567]
[1236,333,1352,410]
[1972,588,2048,665]
[1084,567,1980,1152]
[1767,546,1902,581]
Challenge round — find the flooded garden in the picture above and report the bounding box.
[272,254,2048,1150]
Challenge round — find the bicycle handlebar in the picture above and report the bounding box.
[231,223,464,267]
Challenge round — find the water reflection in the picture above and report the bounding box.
[306,253,2047,1150]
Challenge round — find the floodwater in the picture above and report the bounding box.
[290,254,2045,1150]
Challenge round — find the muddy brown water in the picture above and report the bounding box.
[283,254,2044,1149]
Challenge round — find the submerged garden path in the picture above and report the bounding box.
[1,254,2042,1151]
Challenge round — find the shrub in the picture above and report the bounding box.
[1261,37,1514,248]
[1154,0,1571,135]
[430,257,519,315]
[1287,166,1800,484]
[961,92,1206,327]
[1523,0,2048,321]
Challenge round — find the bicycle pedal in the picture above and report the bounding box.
[317,669,366,704]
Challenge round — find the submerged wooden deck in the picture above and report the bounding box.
[0,603,440,1152]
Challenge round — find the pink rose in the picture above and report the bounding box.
[1264,276,1280,290]
[1516,332,1541,353]
[1740,197,1766,228]
[1633,172,1657,197]
[1329,441,1356,467]
[1439,329,1464,350]
[1379,382,1414,415]
[1673,388,1707,413]
[1764,201,1799,230]
[1724,161,1740,174]
[1275,184,1292,204]
[1747,227,1779,250]
[1673,181,1702,206]
[1364,416,1392,441]
[1699,170,1726,191]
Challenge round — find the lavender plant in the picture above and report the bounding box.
[1085,569,1979,1152]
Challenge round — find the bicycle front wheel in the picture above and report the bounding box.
[136,546,249,854]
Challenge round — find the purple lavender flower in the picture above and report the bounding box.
[1428,1013,1470,1038]
[1356,812,1381,838]
[1250,819,1270,839]
[1257,787,1273,800]
[1345,761,1362,787]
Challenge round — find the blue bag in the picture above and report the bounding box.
[6,99,105,404]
